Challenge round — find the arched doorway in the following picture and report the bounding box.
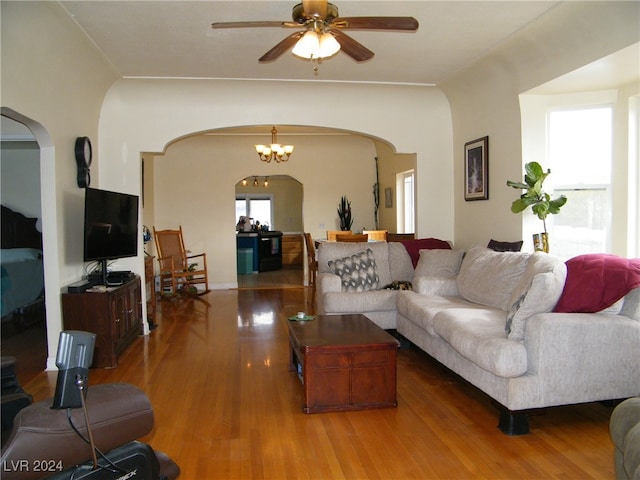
[0,112,53,380]
[235,175,305,288]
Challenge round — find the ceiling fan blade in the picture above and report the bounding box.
[302,0,328,18]
[212,21,305,30]
[331,30,374,62]
[259,31,305,63]
[332,16,419,31]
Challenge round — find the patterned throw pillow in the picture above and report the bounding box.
[328,249,380,292]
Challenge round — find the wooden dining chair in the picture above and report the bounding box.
[303,233,318,288]
[362,230,388,241]
[386,233,415,242]
[327,230,351,241]
[336,233,368,242]
[153,226,209,296]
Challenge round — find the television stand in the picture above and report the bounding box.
[62,276,142,368]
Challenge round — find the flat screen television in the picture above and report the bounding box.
[83,187,139,285]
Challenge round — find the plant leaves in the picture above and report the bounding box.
[506,180,529,189]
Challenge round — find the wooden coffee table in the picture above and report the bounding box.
[288,314,399,413]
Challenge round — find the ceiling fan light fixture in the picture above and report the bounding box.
[318,32,340,58]
[292,30,320,59]
[292,30,340,60]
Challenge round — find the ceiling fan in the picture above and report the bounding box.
[211,0,418,63]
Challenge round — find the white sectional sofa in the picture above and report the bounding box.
[317,242,640,434]
[316,240,415,329]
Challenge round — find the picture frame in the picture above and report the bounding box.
[464,136,489,201]
[384,187,393,208]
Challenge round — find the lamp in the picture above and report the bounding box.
[255,126,294,163]
[292,30,341,60]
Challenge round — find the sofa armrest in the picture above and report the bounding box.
[523,312,640,405]
[316,272,343,314]
[317,271,342,293]
[414,276,459,297]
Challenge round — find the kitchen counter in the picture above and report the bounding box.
[236,231,283,272]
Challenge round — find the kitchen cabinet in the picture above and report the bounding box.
[282,234,303,266]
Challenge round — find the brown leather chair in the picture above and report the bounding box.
[1,383,180,479]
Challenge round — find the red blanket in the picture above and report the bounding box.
[554,254,640,313]
[400,238,451,268]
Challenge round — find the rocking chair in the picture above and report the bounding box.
[153,226,209,296]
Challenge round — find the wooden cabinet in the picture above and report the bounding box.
[288,314,398,414]
[61,276,142,368]
[282,234,303,266]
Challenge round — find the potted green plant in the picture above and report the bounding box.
[506,161,567,252]
[337,196,353,231]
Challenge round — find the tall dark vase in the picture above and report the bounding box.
[532,232,549,253]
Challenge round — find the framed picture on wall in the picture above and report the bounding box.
[464,136,489,201]
[384,187,393,208]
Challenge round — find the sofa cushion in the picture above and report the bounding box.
[414,249,464,279]
[457,246,529,311]
[388,241,415,281]
[328,248,380,292]
[505,253,567,341]
[397,291,478,336]
[323,289,397,313]
[318,241,393,286]
[621,287,640,321]
[400,238,452,267]
[432,308,528,378]
[414,276,460,297]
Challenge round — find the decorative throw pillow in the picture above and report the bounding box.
[414,249,465,278]
[554,254,640,313]
[328,248,380,292]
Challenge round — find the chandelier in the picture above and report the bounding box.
[255,126,294,163]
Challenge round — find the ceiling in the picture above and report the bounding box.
[3,2,637,137]
[59,0,565,86]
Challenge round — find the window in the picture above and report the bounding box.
[236,194,273,229]
[396,170,415,234]
[548,106,612,258]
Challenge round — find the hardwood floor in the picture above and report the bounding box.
[3,276,616,479]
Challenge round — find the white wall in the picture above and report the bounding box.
[98,79,455,284]
[153,133,381,287]
[1,2,119,369]
[440,1,640,252]
[520,84,640,257]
